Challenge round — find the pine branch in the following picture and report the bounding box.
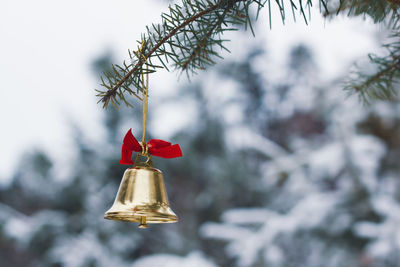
[320,0,400,103]
[345,32,400,103]
[325,0,400,26]
[181,9,229,70]
[97,2,221,108]
[96,0,328,109]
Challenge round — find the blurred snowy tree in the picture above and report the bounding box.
[1,40,400,267]
[200,45,400,267]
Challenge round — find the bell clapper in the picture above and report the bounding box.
[138,216,148,229]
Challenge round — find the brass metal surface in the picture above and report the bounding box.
[104,155,178,228]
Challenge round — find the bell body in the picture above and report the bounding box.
[104,158,178,227]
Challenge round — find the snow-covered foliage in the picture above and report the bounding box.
[131,252,216,267]
[1,27,400,267]
[198,48,400,266]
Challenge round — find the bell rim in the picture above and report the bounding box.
[104,211,178,223]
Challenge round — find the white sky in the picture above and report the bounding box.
[0,0,380,182]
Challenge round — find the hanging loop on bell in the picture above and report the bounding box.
[133,153,153,168]
[140,141,149,157]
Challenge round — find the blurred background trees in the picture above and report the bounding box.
[1,0,400,265]
[1,37,400,266]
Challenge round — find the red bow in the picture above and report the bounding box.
[120,129,183,164]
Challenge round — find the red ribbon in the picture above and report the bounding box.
[120,129,183,164]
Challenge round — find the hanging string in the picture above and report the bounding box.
[119,42,183,164]
[119,40,183,165]
[139,40,149,155]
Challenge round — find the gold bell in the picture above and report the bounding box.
[104,154,178,228]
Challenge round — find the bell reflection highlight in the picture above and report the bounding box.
[104,155,178,228]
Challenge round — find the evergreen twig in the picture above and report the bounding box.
[96,0,328,109]
[345,32,400,102]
